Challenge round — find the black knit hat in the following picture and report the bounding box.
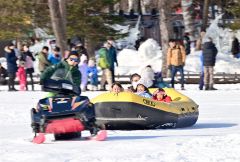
[53,46,60,52]
[68,51,79,58]
[8,42,15,47]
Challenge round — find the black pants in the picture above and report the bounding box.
[26,72,34,91]
[110,67,115,83]
[8,72,16,90]
[0,77,7,85]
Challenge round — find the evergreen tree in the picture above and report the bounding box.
[0,0,50,40]
[67,0,124,42]
[0,0,32,39]
[226,0,240,30]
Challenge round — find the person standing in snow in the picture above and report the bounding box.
[38,46,51,74]
[16,61,27,91]
[48,46,62,65]
[75,42,89,60]
[5,43,18,91]
[202,37,218,90]
[195,30,206,90]
[199,52,204,90]
[107,38,118,83]
[195,31,206,51]
[78,54,88,92]
[167,39,186,90]
[87,58,98,91]
[97,42,112,90]
[20,45,35,91]
[231,36,240,58]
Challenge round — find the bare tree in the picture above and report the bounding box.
[202,0,210,31]
[158,0,173,77]
[48,0,67,57]
[181,0,196,40]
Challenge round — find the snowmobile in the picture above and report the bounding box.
[31,79,106,144]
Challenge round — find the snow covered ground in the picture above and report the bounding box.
[0,84,240,162]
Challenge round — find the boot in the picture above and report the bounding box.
[93,86,98,91]
[205,84,209,90]
[89,85,93,91]
[209,84,217,90]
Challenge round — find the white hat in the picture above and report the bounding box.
[137,78,152,88]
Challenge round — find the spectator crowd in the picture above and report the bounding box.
[0,32,239,93]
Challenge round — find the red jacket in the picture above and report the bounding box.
[17,67,27,85]
[153,96,172,103]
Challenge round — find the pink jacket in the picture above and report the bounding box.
[25,56,34,69]
[17,67,27,85]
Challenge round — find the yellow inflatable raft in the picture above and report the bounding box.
[91,88,199,130]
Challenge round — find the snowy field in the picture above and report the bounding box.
[0,84,240,162]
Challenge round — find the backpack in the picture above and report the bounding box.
[97,48,109,69]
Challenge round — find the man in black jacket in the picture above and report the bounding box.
[5,43,18,91]
[202,37,218,90]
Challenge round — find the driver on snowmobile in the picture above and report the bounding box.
[37,52,107,140]
[40,51,81,94]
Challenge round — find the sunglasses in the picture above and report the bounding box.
[69,58,79,63]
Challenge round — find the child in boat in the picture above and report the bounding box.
[135,79,152,98]
[127,73,141,92]
[111,82,124,94]
[152,88,172,103]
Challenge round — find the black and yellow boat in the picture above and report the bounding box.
[91,88,199,130]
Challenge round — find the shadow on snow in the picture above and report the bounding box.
[187,123,237,129]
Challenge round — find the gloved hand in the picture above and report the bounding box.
[89,72,93,77]
[39,80,44,85]
[168,65,172,70]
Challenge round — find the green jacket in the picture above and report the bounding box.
[98,47,110,69]
[40,60,81,86]
[38,52,51,72]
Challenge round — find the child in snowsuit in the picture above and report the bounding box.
[17,61,27,91]
[87,59,98,91]
[152,88,172,103]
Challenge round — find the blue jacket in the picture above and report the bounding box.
[135,91,152,98]
[48,53,61,65]
[87,66,98,79]
[5,48,18,73]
